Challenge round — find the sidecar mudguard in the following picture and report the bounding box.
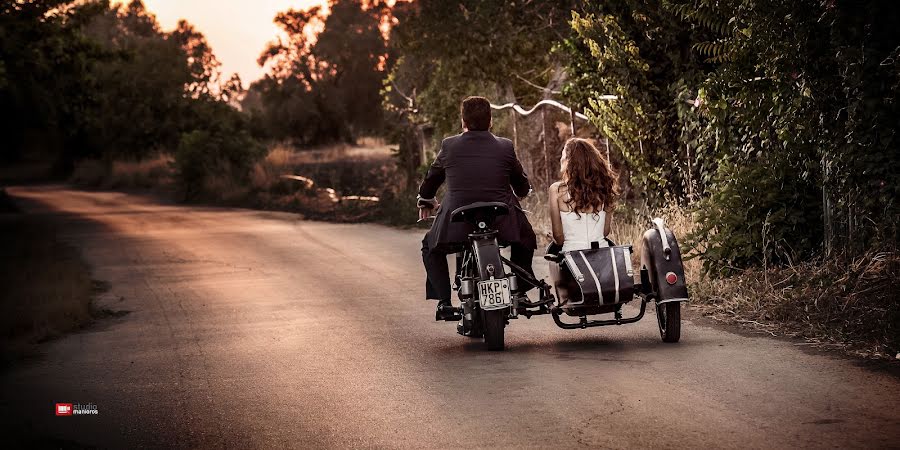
[640,218,689,303]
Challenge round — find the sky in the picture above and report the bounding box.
[141,0,328,86]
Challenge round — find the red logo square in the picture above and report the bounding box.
[56,403,72,416]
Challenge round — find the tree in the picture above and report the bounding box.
[0,0,107,167]
[250,0,391,144]
[669,0,900,269]
[0,0,264,198]
[174,99,264,200]
[79,0,193,160]
[389,0,576,137]
[170,19,223,98]
[385,0,576,191]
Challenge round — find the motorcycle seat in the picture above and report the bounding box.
[450,202,510,230]
[450,202,509,221]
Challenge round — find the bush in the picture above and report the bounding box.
[691,156,822,275]
[173,101,264,200]
[69,159,109,188]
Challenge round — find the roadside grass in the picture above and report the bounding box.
[70,155,173,191]
[0,193,98,362]
[691,249,900,359]
[108,156,173,189]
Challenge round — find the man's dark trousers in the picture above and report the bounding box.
[422,236,534,301]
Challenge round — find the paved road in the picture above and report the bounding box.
[2,186,899,449]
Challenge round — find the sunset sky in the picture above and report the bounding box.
[140,0,328,86]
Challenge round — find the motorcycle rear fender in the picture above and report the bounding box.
[472,235,504,281]
[640,218,689,303]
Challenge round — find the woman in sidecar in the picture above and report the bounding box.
[544,138,687,342]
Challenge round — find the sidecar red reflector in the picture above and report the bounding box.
[665,272,677,285]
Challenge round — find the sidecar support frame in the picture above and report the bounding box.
[549,296,650,329]
[499,256,555,306]
[497,253,659,330]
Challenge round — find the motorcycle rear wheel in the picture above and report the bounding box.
[482,309,506,351]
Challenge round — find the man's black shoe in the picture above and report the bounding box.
[435,300,462,321]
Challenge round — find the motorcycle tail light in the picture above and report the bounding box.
[665,272,678,285]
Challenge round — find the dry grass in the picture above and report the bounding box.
[70,155,173,191]
[250,145,296,192]
[692,249,900,359]
[252,141,394,189]
[201,167,252,204]
[0,202,96,362]
[290,142,394,165]
[68,141,393,220]
[249,142,392,220]
[108,156,173,189]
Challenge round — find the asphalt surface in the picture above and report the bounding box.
[2,185,899,449]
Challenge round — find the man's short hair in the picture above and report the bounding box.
[461,96,492,131]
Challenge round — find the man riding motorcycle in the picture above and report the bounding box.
[418,96,537,320]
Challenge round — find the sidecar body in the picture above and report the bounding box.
[545,217,689,341]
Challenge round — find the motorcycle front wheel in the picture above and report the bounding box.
[482,308,506,351]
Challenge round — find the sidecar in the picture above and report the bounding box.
[545,217,689,342]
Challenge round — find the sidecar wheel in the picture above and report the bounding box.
[657,301,681,343]
[482,309,505,351]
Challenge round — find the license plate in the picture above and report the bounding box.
[478,278,511,310]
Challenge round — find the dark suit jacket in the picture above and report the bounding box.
[419,130,537,252]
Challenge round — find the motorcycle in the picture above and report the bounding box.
[421,200,690,351]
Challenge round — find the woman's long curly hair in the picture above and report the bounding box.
[560,138,619,215]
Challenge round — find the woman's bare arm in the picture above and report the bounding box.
[604,205,614,238]
[549,182,565,245]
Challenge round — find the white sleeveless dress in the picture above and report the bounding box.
[560,209,607,253]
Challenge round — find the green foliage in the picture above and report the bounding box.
[681,0,900,268]
[569,0,900,271]
[565,1,715,203]
[388,0,576,139]
[693,155,822,274]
